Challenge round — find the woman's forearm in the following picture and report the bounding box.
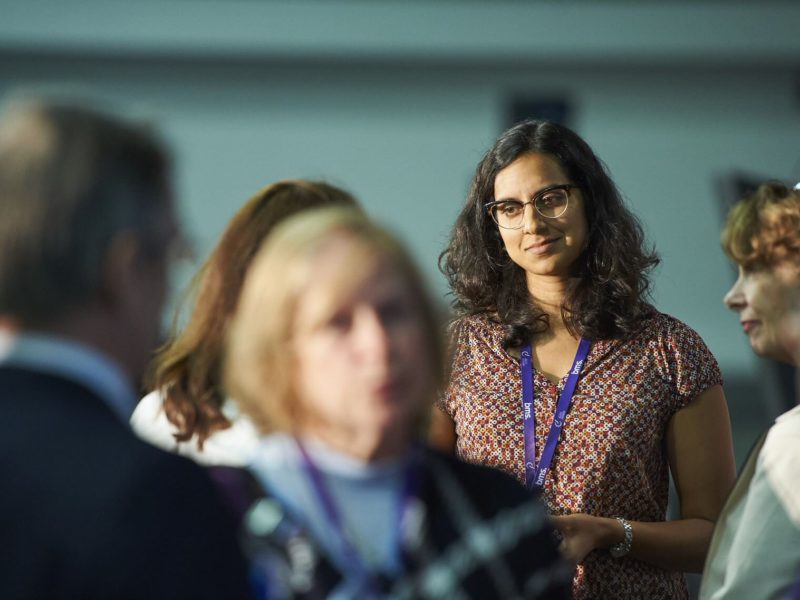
[599,516,714,572]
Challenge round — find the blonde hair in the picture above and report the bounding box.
[224,207,443,434]
[721,182,800,270]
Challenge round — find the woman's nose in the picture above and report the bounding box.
[521,203,547,234]
[353,307,392,360]
[724,271,746,312]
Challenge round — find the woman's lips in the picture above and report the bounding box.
[741,320,759,333]
[371,376,405,400]
[525,237,560,255]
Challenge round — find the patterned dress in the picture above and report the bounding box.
[439,310,723,599]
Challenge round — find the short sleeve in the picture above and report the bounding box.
[436,317,474,418]
[761,408,800,526]
[655,315,723,411]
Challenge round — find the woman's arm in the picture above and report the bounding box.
[428,406,458,454]
[553,384,736,571]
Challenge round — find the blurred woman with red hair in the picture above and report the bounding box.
[700,182,800,599]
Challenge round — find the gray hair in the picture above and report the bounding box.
[0,98,172,325]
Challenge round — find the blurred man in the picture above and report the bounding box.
[0,98,251,599]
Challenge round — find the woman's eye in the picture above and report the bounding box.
[327,312,353,331]
[378,300,413,325]
[539,195,557,208]
[539,191,566,208]
[499,202,522,216]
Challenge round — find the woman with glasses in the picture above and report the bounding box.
[699,182,800,600]
[433,119,736,599]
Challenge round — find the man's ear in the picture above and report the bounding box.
[98,230,142,309]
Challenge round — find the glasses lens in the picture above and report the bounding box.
[535,188,569,218]
[492,201,525,229]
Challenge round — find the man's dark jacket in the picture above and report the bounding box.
[0,366,252,600]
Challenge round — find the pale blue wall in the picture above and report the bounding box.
[2,1,799,439]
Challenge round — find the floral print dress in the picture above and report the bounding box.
[439,310,723,599]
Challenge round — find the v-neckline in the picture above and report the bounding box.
[507,342,595,393]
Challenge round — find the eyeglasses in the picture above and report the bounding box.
[485,184,578,229]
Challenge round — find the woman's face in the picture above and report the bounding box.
[290,240,434,454]
[492,153,588,282]
[724,261,800,364]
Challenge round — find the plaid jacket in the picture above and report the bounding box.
[209,447,572,600]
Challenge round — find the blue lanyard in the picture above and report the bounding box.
[520,337,591,491]
[295,439,419,593]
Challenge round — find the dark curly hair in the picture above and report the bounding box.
[440,119,660,347]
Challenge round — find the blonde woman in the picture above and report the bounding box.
[219,208,572,599]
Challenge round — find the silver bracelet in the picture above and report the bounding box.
[608,517,633,558]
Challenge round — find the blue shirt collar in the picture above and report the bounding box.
[0,330,137,422]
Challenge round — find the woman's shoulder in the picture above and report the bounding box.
[449,311,498,329]
[131,391,260,467]
[196,407,261,467]
[762,405,800,460]
[448,312,504,344]
[759,406,800,526]
[630,307,675,331]
[132,389,165,418]
[629,308,709,346]
[445,313,509,375]
[620,309,722,399]
[130,389,177,449]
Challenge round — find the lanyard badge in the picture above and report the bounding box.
[520,337,590,491]
[295,439,420,593]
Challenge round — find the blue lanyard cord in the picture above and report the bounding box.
[520,337,591,492]
[295,439,420,591]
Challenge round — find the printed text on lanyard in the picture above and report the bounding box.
[520,337,591,491]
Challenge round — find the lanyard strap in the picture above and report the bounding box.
[520,337,591,491]
[295,439,419,589]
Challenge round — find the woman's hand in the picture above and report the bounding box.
[553,385,737,572]
[550,514,619,564]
